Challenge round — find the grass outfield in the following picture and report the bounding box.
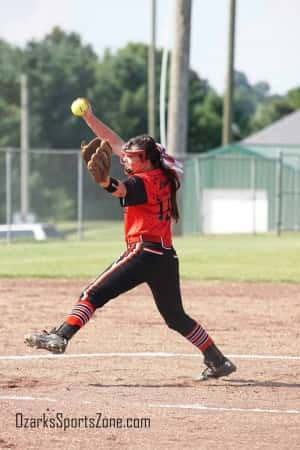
[1,221,300,282]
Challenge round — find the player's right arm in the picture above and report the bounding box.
[82,102,124,156]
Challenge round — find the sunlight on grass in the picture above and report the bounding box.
[1,222,300,282]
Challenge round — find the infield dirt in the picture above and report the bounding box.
[0,279,299,449]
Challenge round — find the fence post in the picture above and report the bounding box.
[6,149,12,243]
[297,161,300,231]
[251,156,256,234]
[293,159,299,230]
[77,152,84,240]
[194,158,202,233]
[276,152,283,236]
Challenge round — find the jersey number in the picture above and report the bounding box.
[158,198,171,221]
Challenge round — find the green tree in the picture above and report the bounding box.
[0,40,23,146]
[0,40,24,221]
[92,44,150,141]
[2,29,299,223]
[287,87,300,109]
[233,72,272,138]
[23,27,99,148]
[251,97,294,132]
[248,85,299,135]
[188,76,223,153]
[17,28,100,221]
[93,44,222,152]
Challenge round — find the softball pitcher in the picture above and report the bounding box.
[25,101,236,381]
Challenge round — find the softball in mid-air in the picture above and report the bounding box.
[71,98,89,116]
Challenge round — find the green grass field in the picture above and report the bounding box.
[1,221,300,282]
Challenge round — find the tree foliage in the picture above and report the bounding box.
[287,87,300,109]
[1,29,298,152]
[0,28,299,222]
[251,97,294,132]
[92,44,150,141]
[0,40,23,146]
[22,27,98,148]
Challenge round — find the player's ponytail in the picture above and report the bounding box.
[159,165,180,222]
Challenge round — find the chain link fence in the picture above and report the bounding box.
[2,146,300,241]
[0,148,124,241]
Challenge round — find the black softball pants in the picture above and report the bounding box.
[80,242,196,336]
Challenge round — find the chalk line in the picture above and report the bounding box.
[0,395,56,402]
[1,395,299,415]
[0,352,300,362]
[149,403,300,415]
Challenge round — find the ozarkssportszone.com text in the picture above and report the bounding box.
[16,412,151,431]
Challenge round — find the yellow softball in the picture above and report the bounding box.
[71,98,89,116]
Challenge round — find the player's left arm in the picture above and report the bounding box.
[100,177,127,198]
[114,176,147,204]
[82,138,126,196]
[83,139,146,201]
[100,176,147,205]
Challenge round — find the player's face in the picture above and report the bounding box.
[121,148,147,174]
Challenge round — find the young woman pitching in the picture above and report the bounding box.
[25,100,236,381]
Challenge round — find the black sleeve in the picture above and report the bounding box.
[122,176,147,206]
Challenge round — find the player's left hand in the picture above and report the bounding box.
[81,137,101,164]
[87,140,112,184]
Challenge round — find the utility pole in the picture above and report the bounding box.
[20,73,30,223]
[222,0,237,145]
[167,0,192,159]
[167,0,192,236]
[148,0,156,138]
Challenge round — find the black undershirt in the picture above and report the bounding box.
[121,176,147,206]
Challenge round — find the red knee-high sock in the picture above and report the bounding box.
[185,323,213,352]
[65,299,95,328]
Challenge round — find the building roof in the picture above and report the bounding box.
[242,109,300,145]
[194,143,300,171]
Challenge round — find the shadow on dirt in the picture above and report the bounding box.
[0,378,40,389]
[89,382,193,388]
[226,379,300,388]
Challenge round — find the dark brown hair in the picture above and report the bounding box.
[124,135,180,221]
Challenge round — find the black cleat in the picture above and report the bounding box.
[196,358,237,381]
[24,329,67,354]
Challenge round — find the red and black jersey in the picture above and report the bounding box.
[121,168,172,247]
